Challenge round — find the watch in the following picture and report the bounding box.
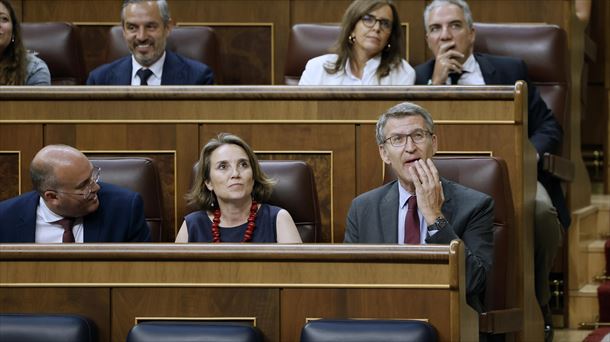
[427,216,449,232]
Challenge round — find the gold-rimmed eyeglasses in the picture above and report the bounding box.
[47,167,101,200]
[383,129,432,147]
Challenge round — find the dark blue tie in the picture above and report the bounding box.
[449,72,462,85]
[136,68,154,85]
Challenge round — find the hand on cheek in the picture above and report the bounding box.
[410,159,444,224]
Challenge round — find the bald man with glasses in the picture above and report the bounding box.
[0,145,150,243]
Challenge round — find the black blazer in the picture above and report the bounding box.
[0,182,151,243]
[415,53,569,228]
[87,50,214,85]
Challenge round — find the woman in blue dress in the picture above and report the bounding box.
[175,133,302,243]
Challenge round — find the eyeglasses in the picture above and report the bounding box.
[48,167,101,200]
[361,14,393,32]
[383,129,432,147]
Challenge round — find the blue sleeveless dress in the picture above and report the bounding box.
[185,203,280,242]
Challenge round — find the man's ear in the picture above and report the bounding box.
[42,190,59,204]
[378,144,391,164]
[431,134,438,155]
[165,18,175,33]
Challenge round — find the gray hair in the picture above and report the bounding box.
[375,102,435,145]
[121,0,171,26]
[30,160,57,194]
[423,0,473,33]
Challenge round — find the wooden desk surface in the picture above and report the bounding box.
[0,242,476,342]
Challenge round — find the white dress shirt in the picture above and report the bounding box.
[298,54,415,85]
[35,197,84,243]
[397,182,438,244]
[443,54,485,85]
[131,52,166,86]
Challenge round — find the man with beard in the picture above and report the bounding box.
[87,0,214,85]
[0,145,150,243]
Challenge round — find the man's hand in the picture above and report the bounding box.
[408,159,445,224]
[431,42,464,85]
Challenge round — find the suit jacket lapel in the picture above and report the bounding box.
[475,53,499,85]
[379,181,399,243]
[440,177,455,224]
[161,51,186,85]
[110,57,133,85]
[83,212,102,242]
[16,193,39,242]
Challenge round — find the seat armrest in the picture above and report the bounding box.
[479,308,523,334]
[542,153,575,182]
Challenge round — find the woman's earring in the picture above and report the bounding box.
[386,43,391,50]
[348,35,355,44]
[11,36,15,43]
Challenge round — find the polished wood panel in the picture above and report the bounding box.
[282,289,451,341]
[0,125,43,193]
[113,288,279,341]
[0,287,111,342]
[0,85,539,339]
[0,153,20,201]
[0,243,471,342]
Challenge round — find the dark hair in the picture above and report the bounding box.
[376,102,435,145]
[186,133,275,211]
[325,0,404,80]
[0,0,27,85]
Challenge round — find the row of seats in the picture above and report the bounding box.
[20,23,220,85]
[92,155,517,335]
[90,158,321,243]
[0,313,438,342]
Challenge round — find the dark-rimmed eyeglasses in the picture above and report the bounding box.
[361,14,393,32]
[47,167,101,200]
[383,130,432,147]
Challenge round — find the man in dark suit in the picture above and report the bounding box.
[414,1,565,339]
[87,0,213,85]
[345,102,494,313]
[0,145,150,243]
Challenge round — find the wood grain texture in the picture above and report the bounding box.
[0,125,43,193]
[0,153,20,201]
[112,288,279,341]
[0,243,467,341]
[0,287,111,342]
[0,85,539,339]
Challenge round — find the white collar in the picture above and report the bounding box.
[38,197,64,223]
[131,51,166,80]
[461,54,477,73]
[345,55,382,80]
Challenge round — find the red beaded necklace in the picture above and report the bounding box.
[211,201,258,242]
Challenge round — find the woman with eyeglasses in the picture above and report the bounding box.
[0,0,50,85]
[298,0,414,85]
